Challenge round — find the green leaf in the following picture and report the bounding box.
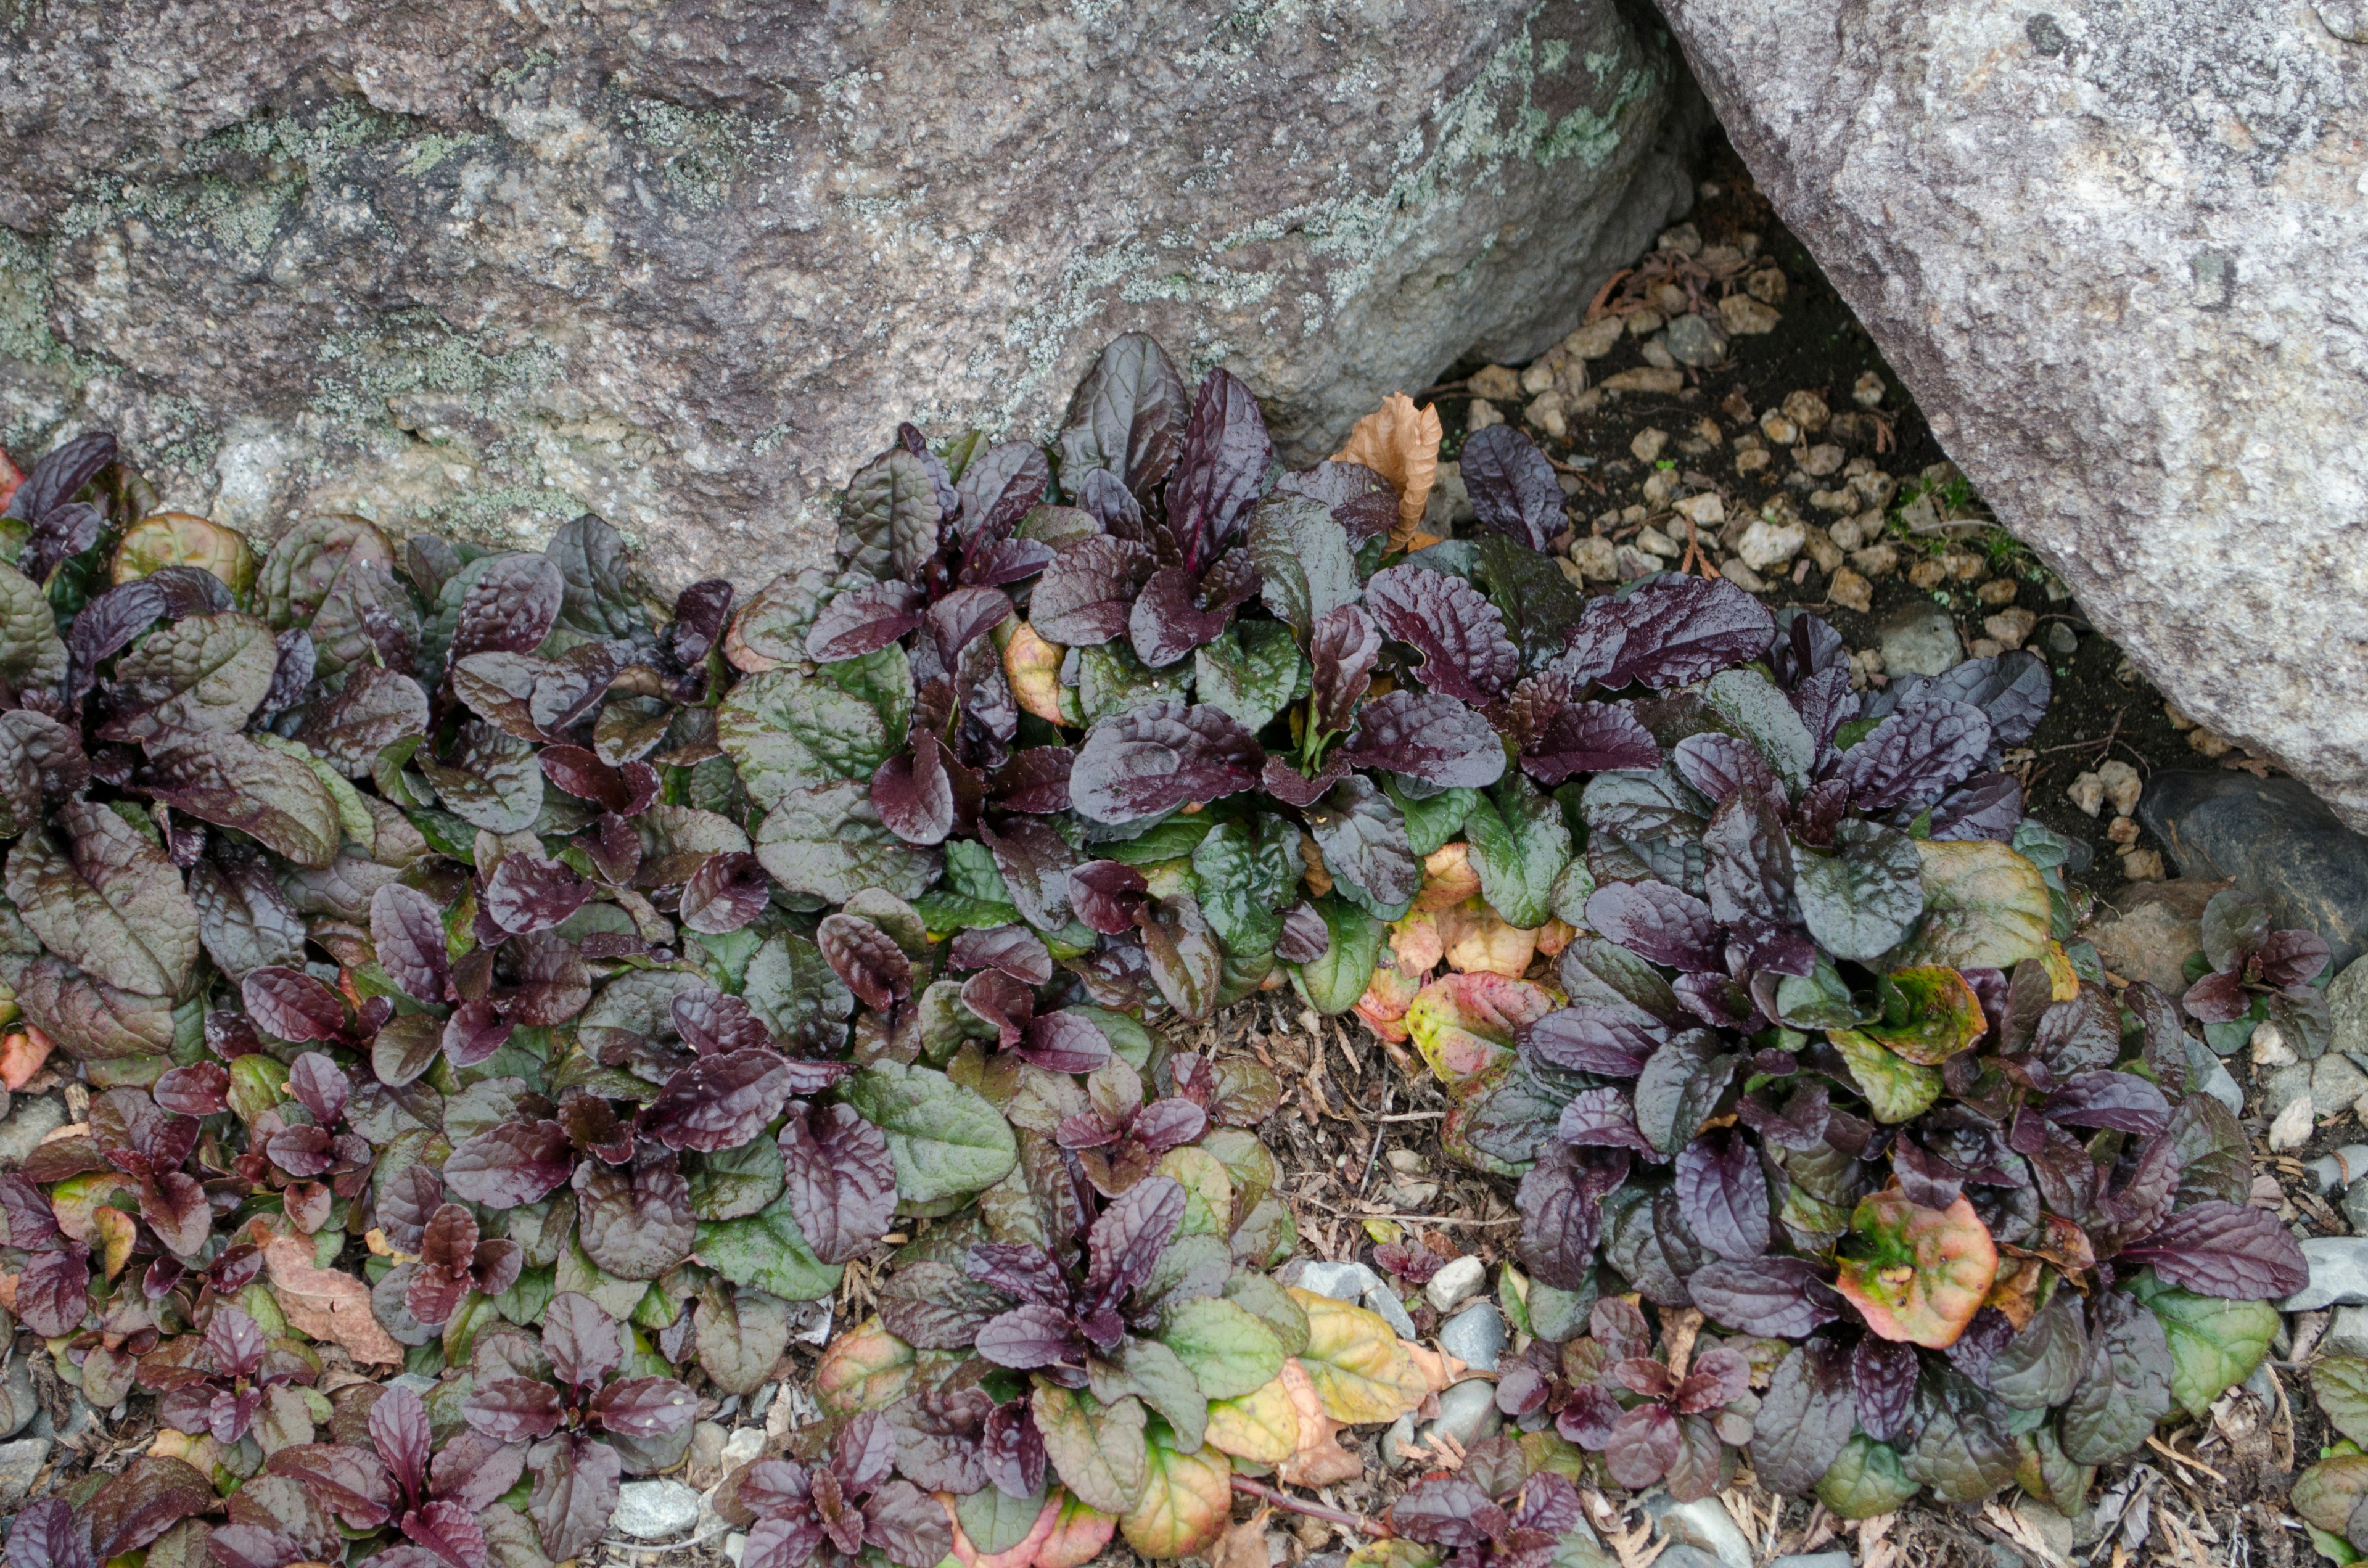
[1703,667,1816,794]
[2319,1357,2368,1448]
[1889,839,2054,971]
[718,665,904,811]
[839,449,942,583]
[1815,1435,1920,1519]
[1795,821,1926,963]
[1112,1337,1209,1454]
[1289,896,1384,1016]
[1120,1420,1232,1559]
[742,930,855,1056]
[0,559,66,691]
[1156,1147,1233,1239]
[1905,1369,2021,1504]
[754,779,940,904]
[691,1279,789,1396]
[1460,773,1569,930]
[2131,1272,2276,1419]
[1194,622,1305,733]
[1159,1296,1283,1401]
[103,612,279,737]
[1473,536,1585,669]
[146,729,344,867]
[1221,1270,1309,1360]
[694,1186,844,1303]
[1859,965,1986,1065]
[682,1139,787,1222]
[2295,1454,2368,1548]
[2013,1423,2093,1519]
[1248,493,1357,640]
[1033,1384,1149,1514]
[955,1482,1049,1556]
[1989,1286,2087,1410]
[1077,642,1192,725]
[2060,1293,2173,1465]
[838,1060,1018,1204]
[1829,1029,1942,1123]
[1190,817,1301,959]
[1383,778,1479,859]
[5,800,200,998]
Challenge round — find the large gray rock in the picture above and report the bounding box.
[1655,0,2368,832]
[0,1,1693,589]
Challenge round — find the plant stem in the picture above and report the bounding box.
[1229,1477,1394,1538]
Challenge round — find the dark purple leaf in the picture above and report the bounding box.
[1458,425,1564,552]
[483,852,591,936]
[1561,575,1775,693]
[1135,894,1222,1021]
[980,818,1082,932]
[370,884,451,1004]
[2181,968,2251,1024]
[5,431,113,524]
[1515,1143,1605,1290]
[964,535,1059,588]
[18,1244,90,1336]
[1603,1403,1682,1490]
[1749,1343,1856,1496]
[261,1445,393,1530]
[591,1376,697,1440]
[681,851,772,934]
[1308,604,1381,737]
[142,1171,212,1257]
[974,1304,1082,1371]
[1671,733,1783,810]
[1018,1012,1112,1073]
[1687,1257,1841,1337]
[989,747,1072,814]
[1067,860,1149,935]
[1336,689,1505,789]
[1304,776,1420,913]
[1276,901,1331,964]
[1926,651,2052,748]
[574,1155,696,1281]
[6,1499,96,1568]
[2260,927,2333,990]
[1128,565,1232,670]
[1556,1384,1626,1448]
[1522,1008,1659,1077]
[1553,1088,1659,1157]
[264,1124,335,1180]
[1166,370,1274,569]
[1084,1173,1186,1309]
[956,441,1051,540]
[950,925,1054,985]
[1373,1243,1445,1286]
[400,1498,488,1568]
[2121,1200,2310,1299]
[1365,564,1519,707]
[1836,700,1992,812]
[1701,794,1796,935]
[442,1121,574,1209]
[1676,1129,1769,1261]
[1069,700,1263,824]
[2042,1071,2172,1135]
[85,1456,218,1559]
[979,1401,1045,1501]
[1130,1097,1208,1154]
[1389,1474,1507,1549]
[1031,536,1151,646]
[1585,880,1722,972]
[242,966,347,1043]
[453,554,564,661]
[806,581,925,662]
[1891,1136,1963,1210]
[1058,333,1189,499]
[543,1292,625,1389]
[1273,461,1398,540]
[541,745,660,816]
[1852,1336,1919,1442]
[818,914,913,1014]
[871,736,956,847]
[1259,753,1347,808]
[779,1103,897,1265]
[441,1001,514,1070]
[1929,772,2026,842]
[528,1432,620,1566]
[152,1061,229,1117]
[646,1051,794,1154]
[1676,1346,1753,1414]
[961,969,1035,1048]
[23,502,102,585]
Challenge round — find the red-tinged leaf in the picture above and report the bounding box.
[369,1384,433,1503]
[268,1123,338,1178]
[265,1444,395,1529]
[2181,967,2251,1024]
[1556,1384,1624,1448]
[1676,1128,1770,1261]
[85,1458,220,1558]
[646,1049,794,1154]
[401,1498,489,1568]
[1365,564,1519,707]
[429,1430,527,1514]
[528,1432,622,1566]
[1373,1242,1444,1285]
[481,852,590,936]
[0,1172,58,1250]
[20,1242,91,1336]
[1276,900,1330,964]
[1457,425,1564,552]
[2121,1200,2310,1299]
[1522,699,1662,784]
[242,965,347,1043]
[2259,927,2332,990]
[572,1154,697,1280]
[673,988,781,1055]
[951,924,1054,984]
[807,580,925,662]
[1085,1173,1186,1307]
[1163,367,1273,569]
[1836,699,1992,811]
[1676,1346,1752,1414]
[1307,602,1381,737]
[541,745,660,816]
[975,1304,1084,1370]
[1129,565,1233,670]
[1136,893,1222,1021]
[1603,1402,1682,1490]
[1389,1474,1507,1548]
[1129,1097,1207,1154]
[1585,880,1722,973]
[453,553,564,660]
[544,1291,625,1389]
[442,1120,574,1209]
[1068,861,1148,935]
[462,1377,566,1443]
[2042,1070,2171,1135]
[872,736,956,847]
[1688,1256,1842,1338]
[681,850,771,934]
[819,913,913,1013]
[1069,700,1263,825]
[779,1102,898,1265]
[418,1202,480,1276]
[1608,1357,1674,1399]
[1834,1192,1999,1348]
[6,1500,96,1568]
[1032,536,1152,646]
[1336,689,1505,789]
[1560,574,1775,693]
[287,1049,349,1125]
[204,1303,265,1379]
[963,969,1035,1049]
[440,999,514,1070]
[591,1375,698,1439]
[1018,1011,1112,1074]
[990,747,1072,814]
[152,1061,229,1117]
[141,1170,212,1258]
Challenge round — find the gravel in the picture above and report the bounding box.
[612,1479,702,1541]
[1424,1256,1487,1314]
[1437,1302,1507,1373]
[2280,1236,2368,1311]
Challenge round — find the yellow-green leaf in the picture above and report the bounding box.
[1288,1287,1428,1424]
[813,1317,915,1416]
[1890,840,2052,971]
[1203,1377,1299,1463]
[1034,1383,1149,1515]
[1156,1146,1233,1239]
[1120,1422,1233,1559]
[1830,1028,1942,1123]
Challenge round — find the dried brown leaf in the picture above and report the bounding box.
[1331,395,1441,542]
[264,1234,404,1365]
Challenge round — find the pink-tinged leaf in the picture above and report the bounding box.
[2181,968,2251,1024]
[461,1377,565,1443]
[140,1170,213,1258]
[4,1500,97,1568]
[440,999,513,1069]
[806,580,925,662]
[962,969,1035,1049]
[1067,861,1148,935]
[646,1049,794,1153]
[591,1376,698,1439]
[369,1384,433,1503]
[2121,1200,2309,1299]
[1365,564,1519,707]
[541,745,660,816]
[429,1429,527,1513]
[288,1050,349,1126]
[543,1291,625,1389]
[681,850,771,934]
[152,1061,229,1117]
[1603,1403,1682,1490]
[950,924,1054,985]
[2041,1070,2171,1135]
[1276,900,1331,964]
[371,883,453,1004]
[1676,1128,1769,1262]
[779,1104,898,1265]
[242,966,348,1043]
[401,1498,489,1568]
[1336,689,1505,789]
[442,1120,574,1209]
[873,736,956,847]
[265,1443,396,1530]
[1676,1347,1752,1414]
[1584,880,1722,973]
[482,852,591,936]
[1069,700,1264,825]
[1018,1011,1112,1074]
[1688,1256,1842,1338]
[1523,699,1663,784]
[818,914,913,1013]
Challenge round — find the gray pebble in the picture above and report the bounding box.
[1645,1494,1756,1568]
[2327,1305,2368,1360]
[1769,1554,1856,1568]
[0,1437,50,1509]
[2044,622,2079,657]
[1291,1260,1384,1303]
[1877,601,1962,678]
[1382,1414,1420,1467]
[1424,1255,1487,1315]
[0,1361,35,1441]
[612,1478,702,1541]
[0,1096,64,1169]
[1419,1380,1502,1451]
[1437,1303,1506,1373]
[749,1383,778,1421]
[1663,313,1729,368]
[2202,1060,2245,1117]
[2344,1179,2368,1234]
[2309,1145,2368,1192]
[2280,1236,2368,1311]
[1363,1284,1419,1340]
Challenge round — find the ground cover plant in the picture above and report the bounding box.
[0,334,2304,1568]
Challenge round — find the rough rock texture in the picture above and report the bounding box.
[1655,0,2368,830]
[0,0,1694,588]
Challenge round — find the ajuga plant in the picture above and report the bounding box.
[0,326,2308,1568]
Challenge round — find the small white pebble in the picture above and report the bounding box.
[2270,1094,2317,1151]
